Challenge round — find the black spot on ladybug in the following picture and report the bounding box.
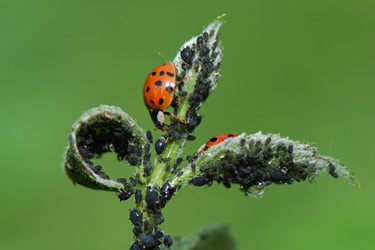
[150,100,154,105]
[155,80,162,86]
[146,87,150,92]
[159,71,165,76]
[166,72,174,77]
[209,137,218,142]
[159,98,164,105]
[151,72,156,76]
[166,86,173,93]
[227,134,235,138]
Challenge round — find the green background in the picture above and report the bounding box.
[1,0,374,249]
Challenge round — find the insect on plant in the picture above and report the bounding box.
[62,14,359,250]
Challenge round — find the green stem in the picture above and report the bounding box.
[148,69,198,187]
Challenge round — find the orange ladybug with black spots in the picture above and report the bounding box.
[143,61,185,131]
[197,133,239,153]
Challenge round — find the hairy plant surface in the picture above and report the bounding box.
[62,15,359,250]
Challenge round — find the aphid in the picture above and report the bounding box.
[180,46,194,65]
[153,231,165,243]
[179,90,188,97]
[143,62,187,131]
[269,168,286,182]
[134,190,142,204]
[197,133,239,153]
[93,165,102,173]
[189,176,207,186]
[146,130,153,143]
[202,32,209,42]
[155,139,166,155]
[329,163,339,178]
[172,130,182,140]
[143,166,152,177]
[133,225,143,235]
[173,157,183,168]
[191,163,196,172]
[145,186,159,207]
[187,135,196,141]
[129,209,142,226]
[196,36,203,47]
[118,191,134,201]
[129,241,141,250]
[177,170,183,176]
[159,157,171,162]
[288,145,294,154]
[265,137,272,146]
[160,181,175,200]
[240,138,246,146]
[139,235,156,248]
[117,178,127,184]
[164,235,173,248]
[199,46,210,57]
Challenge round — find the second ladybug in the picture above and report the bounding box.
[143,61,186,131]
[197,133,239,154]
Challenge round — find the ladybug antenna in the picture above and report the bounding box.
[154,50,168,63]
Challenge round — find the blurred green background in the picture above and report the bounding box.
[1,0,374,249]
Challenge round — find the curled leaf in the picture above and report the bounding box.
[62,105,147,192]
[174,132,359,197]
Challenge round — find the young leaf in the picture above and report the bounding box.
[173,132,359,198]
[62,105,147,192]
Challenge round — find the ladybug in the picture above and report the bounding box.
[143,61,186,131]
[197,133,239,154]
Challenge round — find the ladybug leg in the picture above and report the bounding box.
[164,112,188,125]
[172,96,185,104]
[177,76,189,85]
[161,124,169,132]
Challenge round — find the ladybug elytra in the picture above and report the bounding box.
[197,133,239,153]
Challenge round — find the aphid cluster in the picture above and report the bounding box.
[64,114,147,192]
[75,115,143,166]
[128,184,177,249]
[190,137,340,195]
[181,30,221,133]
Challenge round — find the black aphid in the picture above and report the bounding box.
[145,186,159,207]
[189,176,207,186]
[155,139,166,155]
[129,209,142,226]
[139,235,156,248]
[135,190,142,204]
[118,191,134,201]
[164,235,173,248]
